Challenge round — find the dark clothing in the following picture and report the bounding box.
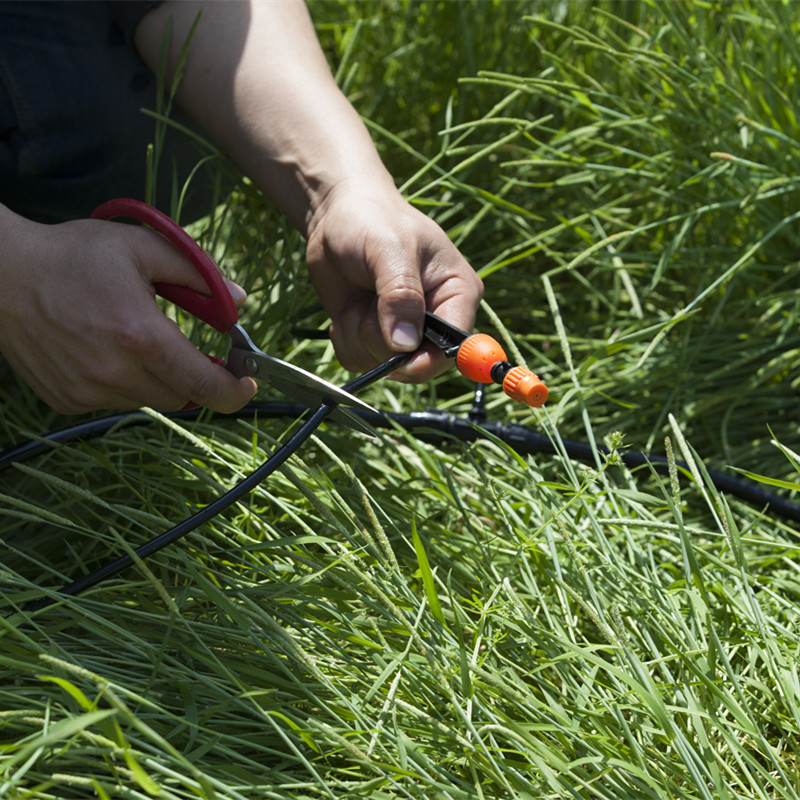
[0,1,220,223]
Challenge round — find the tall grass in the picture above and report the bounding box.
[1,2,799,799]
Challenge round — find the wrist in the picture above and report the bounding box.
[304,170,399,242]
[0,204,41,289]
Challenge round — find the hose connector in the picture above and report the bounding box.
[455,333,548,407]
[455,334,507,383]
[500,365,549,408]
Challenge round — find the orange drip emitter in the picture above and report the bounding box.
[423,312,548,408]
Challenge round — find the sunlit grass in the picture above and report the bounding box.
[1,2,799,798]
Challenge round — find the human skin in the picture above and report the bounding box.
[133,0,483,379]
[0,0,482,415]
[0,205,257,413]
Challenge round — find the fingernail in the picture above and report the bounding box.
[391,321,420,350]
[227,280,247,305]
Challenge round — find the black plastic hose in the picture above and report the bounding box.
[4,376,799,611]
[13,355,408,611]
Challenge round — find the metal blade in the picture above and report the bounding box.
[226,324,377,414]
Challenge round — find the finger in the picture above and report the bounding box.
[225,279,248,306]
[54,339,248,414]
[371,246,426,353]
[11,345,187,415]
[422,244,483,325]
[118,225,256,409]
[391,280,483,384]
[144,314,257,413]
[121,223,233,299]
[357,293,405,364]
[330,293,381,373]
[388,342,451,384]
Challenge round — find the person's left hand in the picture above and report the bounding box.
[305,180,484,382]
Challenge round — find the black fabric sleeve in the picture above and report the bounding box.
[108,1,163,51]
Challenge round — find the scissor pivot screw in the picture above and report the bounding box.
[245,357,259,375]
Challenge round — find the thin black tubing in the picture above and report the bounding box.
[4,359,799,611]
[372,410,800,524]
[5,405,799,535]
[25,403,333,610]
[19,354,408,611]
[10,406,796,522]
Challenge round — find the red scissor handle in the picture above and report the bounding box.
[90,198,239,334]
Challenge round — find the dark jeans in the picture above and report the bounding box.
[0,0,225,224]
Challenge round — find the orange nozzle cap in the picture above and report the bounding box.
[455,333,508,383]
[502,365,548,407]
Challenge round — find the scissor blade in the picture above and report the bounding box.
[228,347,377,414]
[294,400,376,434]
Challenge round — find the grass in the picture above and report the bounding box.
[2,1,800,798]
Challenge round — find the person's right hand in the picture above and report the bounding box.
[0,208,256,414]
[305,180,484,382]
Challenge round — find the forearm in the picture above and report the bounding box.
[135,0,483,382]
[134,0,394,234]
[0,203,30,278]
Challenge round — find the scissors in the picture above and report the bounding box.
[90,198,378,427]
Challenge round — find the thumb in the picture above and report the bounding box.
[121,223,219,296]
[225,278,247,307]
[376,262,426,353]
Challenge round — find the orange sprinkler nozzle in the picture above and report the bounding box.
[501,365,549,408]
[456,334,508,383]
[422,312,548,407]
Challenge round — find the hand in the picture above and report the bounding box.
[0,210,257,414]
[305,181,484,382]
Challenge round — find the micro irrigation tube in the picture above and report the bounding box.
[6,355,405,612]
[2,363,799,614]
